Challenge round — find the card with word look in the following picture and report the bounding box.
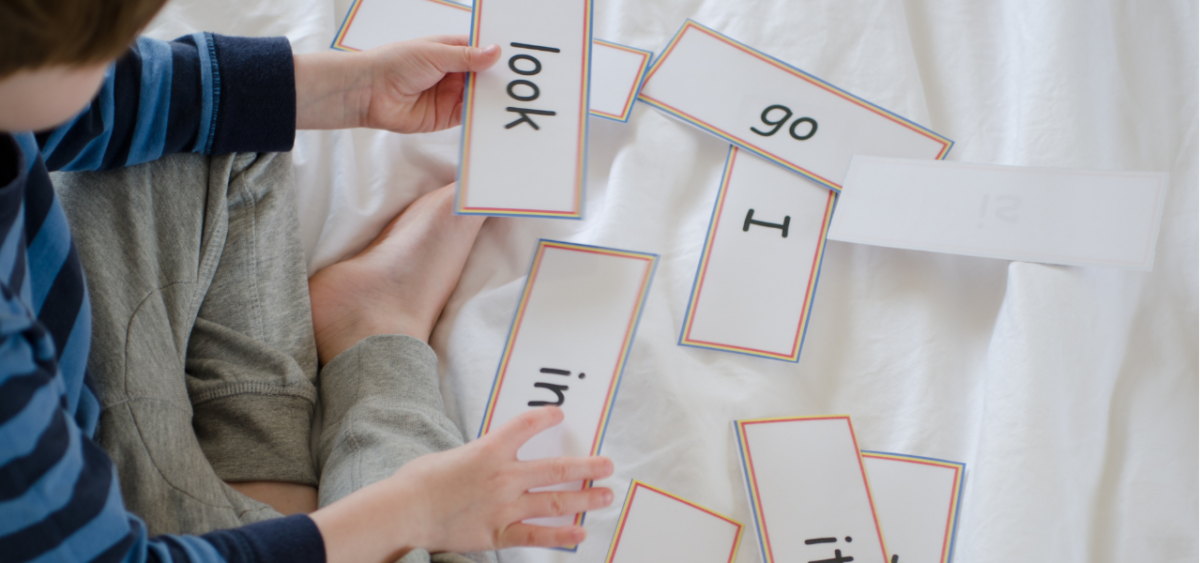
[478,240,657,547]
[457,0,593,218]
[861,452,966,563]
[604,481,743,563]
[680,146,834,362]
[734,415,889,563]
[639,20,953,192]
[331,0,652,122]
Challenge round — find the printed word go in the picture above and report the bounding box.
[504,42,560,131]
[750,104,818,141]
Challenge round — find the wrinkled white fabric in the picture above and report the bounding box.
[146,1,1198,562]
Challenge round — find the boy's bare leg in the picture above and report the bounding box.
[308,182,485,365]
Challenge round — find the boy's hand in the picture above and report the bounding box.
[294,36,501,133]
[310,407,616,563]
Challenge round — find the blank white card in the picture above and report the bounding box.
[861,453,965,563]
[829,156,1169,270]
[605,481,742,563]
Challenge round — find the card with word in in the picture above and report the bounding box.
[331,0,652,122]
[457,0,594,218]
[828,156,1170,270]
[478,240,657,537]
[861,452,966,563]
[638,20,953,192]
[680,146,834,362]
[734,416,889,563]
[604,481,743,563]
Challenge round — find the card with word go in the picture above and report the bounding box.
[457,0,593,218]
[734,416,889,563]
[680,146,834,362]
[861,452,965,563]
[331,0,652,122]
[604,481,743,563]
[478,241,657,539]
[828,156,1170,270]
[639,20,953,192]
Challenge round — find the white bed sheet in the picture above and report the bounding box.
[145,1,1199,562]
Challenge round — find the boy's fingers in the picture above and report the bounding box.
[419,34,470,47]
[519,456,614,489]
[425,43,501,73]
[514,488,614,521]
[498,524,587,549]
[491,407,564,451]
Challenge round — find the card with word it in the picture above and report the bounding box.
[828,156,1170,270]
[478,241,657,538]
[734,416,889,563]
[604,481,743,563]
[680,146,834,362]
[331,0,652,122]
[861,452,966,563]
[638,20,952,192]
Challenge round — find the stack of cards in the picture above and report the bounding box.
[734,415,965,563]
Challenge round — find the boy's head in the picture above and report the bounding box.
[0,0,167,132]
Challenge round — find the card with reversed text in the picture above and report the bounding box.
[478,241,657,543]
[734,416,889,563]
[331,0,651,122]
[861,452,966,563]
[639,20,953,192]
[828,156,1170,270]
[604,481,743,563]
[680,146,834,362]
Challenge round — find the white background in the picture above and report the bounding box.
[145,1,1198,562]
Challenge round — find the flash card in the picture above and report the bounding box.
[861,452,966,563]
[332,0,472,51]
[828,156,1170,270]
[604,481,743,563]
[680,146,834,362]
[456,0,593,218]
[734,416,888,563]
[589,39,652,122]
[639,20,952,192]
[478,241,657,534]
[331,0,650,122]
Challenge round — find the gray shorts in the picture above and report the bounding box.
[53,152,490,563]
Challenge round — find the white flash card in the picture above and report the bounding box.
[828,156,1170,270]
[331,0,650,122]
[331,0,472,51]
[680,147,834,362]
[861,452,966,563]
[457,0,593,218]
[479,241,657,535]
[734,416,888,563]
[604,481,743,563]
[639,21,953,192]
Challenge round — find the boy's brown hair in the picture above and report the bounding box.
[0,0,168,78]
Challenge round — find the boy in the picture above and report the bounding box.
[0,0,614,561]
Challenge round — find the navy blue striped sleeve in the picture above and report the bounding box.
[0,285,326,563]
[34,33,296,172]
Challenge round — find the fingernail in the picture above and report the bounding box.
[481,44,500,56]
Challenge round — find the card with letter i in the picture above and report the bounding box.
[329,0,652,123]
[680,146,834,362]
[477,241,657,544]
[734,416,889,563]
[604,481,743,563]
[861,452,966,563]
[639,20,953,191]
[457,0,594,218]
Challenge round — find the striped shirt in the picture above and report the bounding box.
[0,33,323,563]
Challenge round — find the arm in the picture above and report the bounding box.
[0,290,323,563]
[35,33,296,172]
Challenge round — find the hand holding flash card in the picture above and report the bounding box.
[639,20,953,191]
[478,241,657,540]
[457,0,594,218]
